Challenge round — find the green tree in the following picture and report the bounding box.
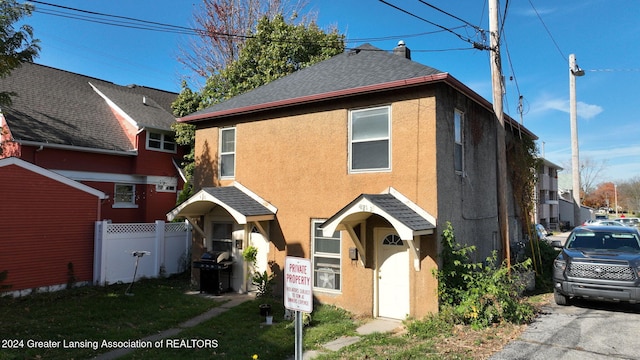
[171,14,344,201]
[204,14,344,101]
[0,0,40,105]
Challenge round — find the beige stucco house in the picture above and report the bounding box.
[168,43,537,320]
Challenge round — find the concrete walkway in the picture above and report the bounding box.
[292,318,402,360]
[93,292,252,360]
[93,291,402,360]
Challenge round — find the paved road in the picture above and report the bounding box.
[490,299,640,360]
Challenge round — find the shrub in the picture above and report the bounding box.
[434,222,537,329]
[251,270,275,298]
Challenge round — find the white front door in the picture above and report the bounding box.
[250,226,269,275]
[376,228,410,320]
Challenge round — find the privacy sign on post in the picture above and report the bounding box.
[284,256,313,313]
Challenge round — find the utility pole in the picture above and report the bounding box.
[569,54,584,228]
[489,0,510,267]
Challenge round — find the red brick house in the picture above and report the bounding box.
[0,63,186,223]
[0,157,106,294]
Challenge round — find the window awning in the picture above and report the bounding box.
[166,182,277,224]
[321,187,436,270]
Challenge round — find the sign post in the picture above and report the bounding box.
[284,256,313,360]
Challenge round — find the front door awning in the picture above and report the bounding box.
[167,182,277,225]
[321,187,436,270]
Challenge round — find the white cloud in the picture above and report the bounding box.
[577,102,603,119]
[530,97,603,119]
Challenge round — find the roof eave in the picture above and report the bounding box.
[179,72,537,140]
[178,73,451,123]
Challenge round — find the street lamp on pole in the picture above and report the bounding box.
[570,54,585,228]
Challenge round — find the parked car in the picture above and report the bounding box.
[583,220,626,227]
[553,225,640,306]
[614,217,640,228]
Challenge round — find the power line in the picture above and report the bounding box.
[527,0,566,62]
[29,0,476,55]
[417,0,483,32]
[378,0,487,49]
[347,26,468,44]
[29,0,251,39]
[588,68,640,73]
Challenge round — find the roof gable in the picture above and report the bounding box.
[0,157,107,199]
[0,63,177,152]
[167,182,277,224]
[321,187,436,241]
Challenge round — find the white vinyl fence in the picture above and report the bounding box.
[93,220,192,285]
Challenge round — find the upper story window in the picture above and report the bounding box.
[219,127,236,179]
[454,109,464,173]
[349,106,391,173]
[147,131,177,153]
[113,183,138,208]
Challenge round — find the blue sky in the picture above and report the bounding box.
[21,0,640,184]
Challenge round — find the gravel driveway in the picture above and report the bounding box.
[490,298,640,360]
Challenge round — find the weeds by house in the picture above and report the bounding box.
[434,222,537,329]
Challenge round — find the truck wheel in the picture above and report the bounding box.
[554,289,569,306]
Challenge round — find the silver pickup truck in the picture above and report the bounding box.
[553,225,640,305]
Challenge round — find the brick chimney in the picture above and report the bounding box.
[393,40,411,60]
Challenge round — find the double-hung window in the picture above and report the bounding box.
[454,109,464,173]
[349,106,391,172]
[312,220,341,292]
[147,131,176,153]
[219,127,236,179]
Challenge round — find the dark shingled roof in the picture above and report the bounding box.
[183,43,445,120]
[362,194,435,231]
[201,186,274,217]
[0,63,177,152]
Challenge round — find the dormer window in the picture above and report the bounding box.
[147,131,176,153]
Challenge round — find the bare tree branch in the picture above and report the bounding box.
[176,0,311,87]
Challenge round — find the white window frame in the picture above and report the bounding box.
[349,105,391,173]
[146,131,177,153]
[219,127,236,179]
[312,220,342,293]
[113,183,138,208]
[454,109,464,173]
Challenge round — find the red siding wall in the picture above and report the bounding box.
[0,165,100,292]
[12,141,184,223]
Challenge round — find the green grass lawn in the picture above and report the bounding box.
[121,298,357,359]
[0,274,536,360]
[0,275,358,360]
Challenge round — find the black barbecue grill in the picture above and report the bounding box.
[193,251,233,295]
